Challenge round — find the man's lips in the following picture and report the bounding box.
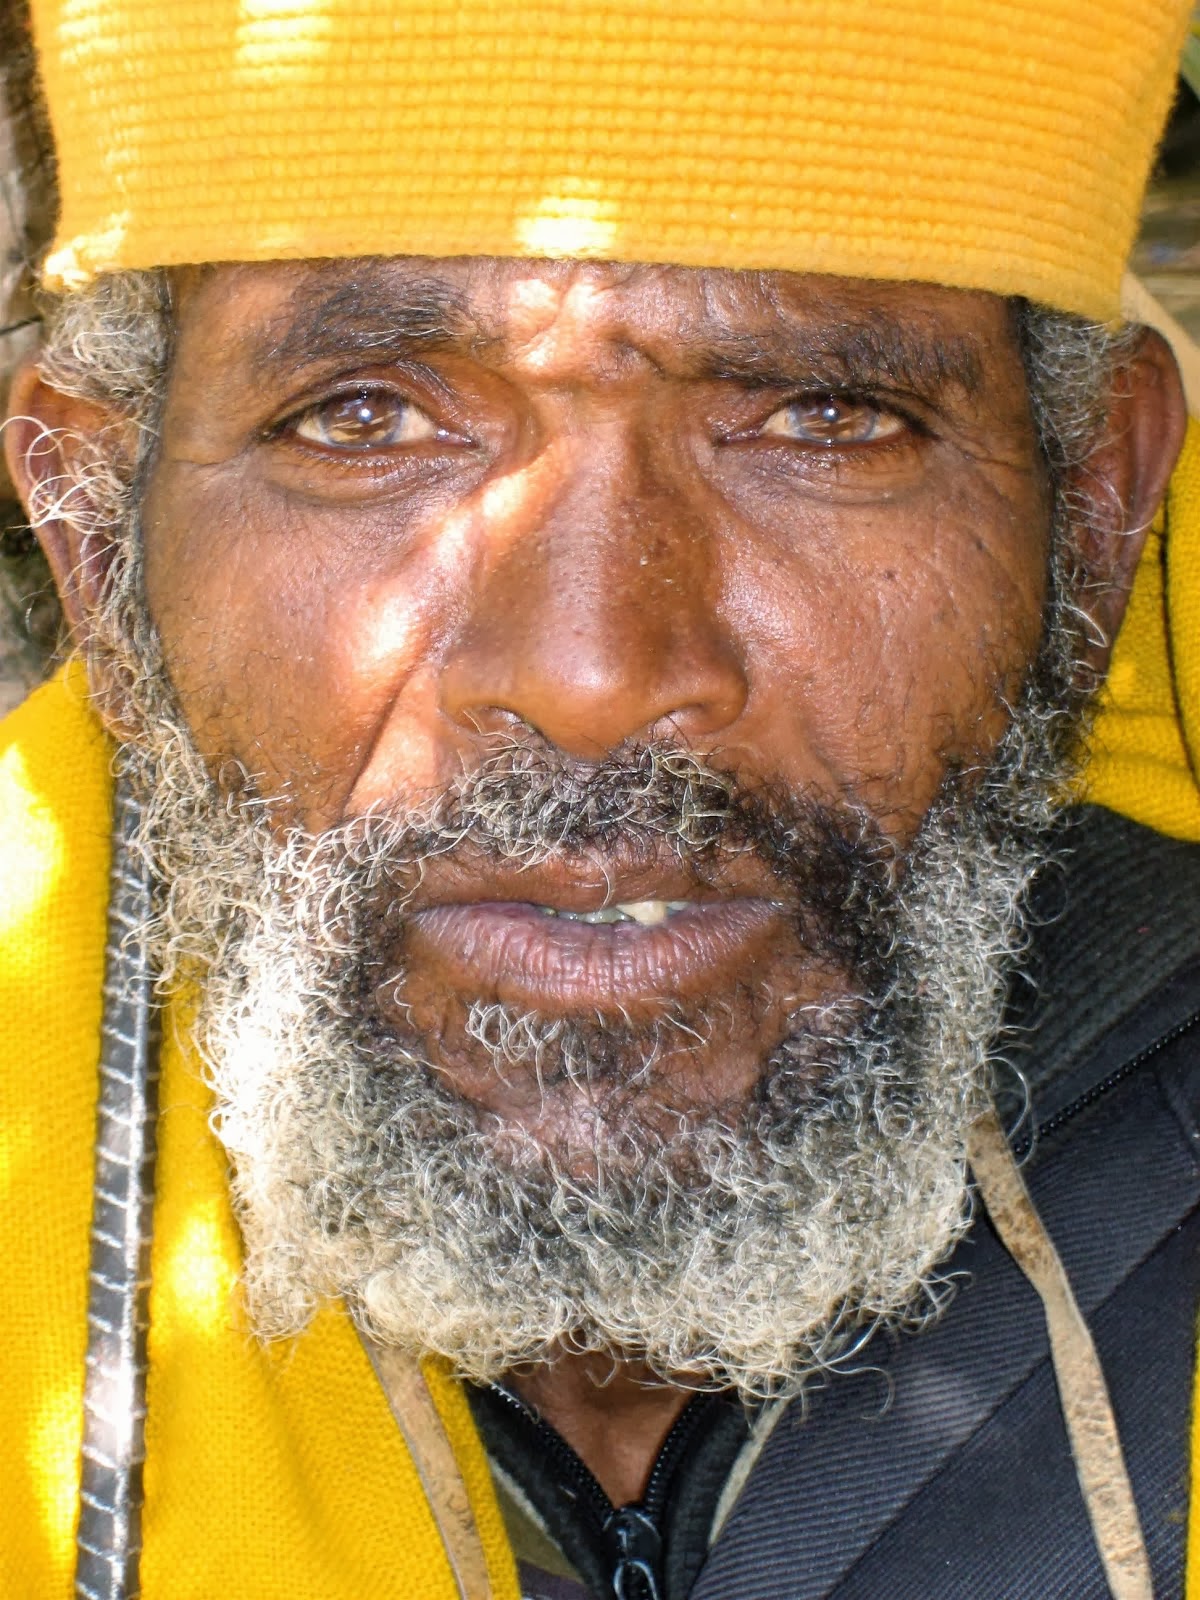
[404,896,785,1006]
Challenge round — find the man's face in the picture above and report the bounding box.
[140,259,1050,1147]
[9,255,1102,1388]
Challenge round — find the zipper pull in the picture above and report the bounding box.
[604,1506,663,1600]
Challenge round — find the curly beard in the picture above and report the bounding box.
[117,682,1069,1397]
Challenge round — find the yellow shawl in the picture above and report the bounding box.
[0,661,519,1597]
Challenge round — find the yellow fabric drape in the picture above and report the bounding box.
[0,660,519,1599]
[1084,415,1200,841]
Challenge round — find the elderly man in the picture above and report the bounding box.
[2,1,1199,1597]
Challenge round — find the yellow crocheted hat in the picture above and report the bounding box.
[30,0,1192,317]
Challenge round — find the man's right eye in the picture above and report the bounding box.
[289,387,440,449]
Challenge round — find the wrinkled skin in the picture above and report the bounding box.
[7,258,1185,1502]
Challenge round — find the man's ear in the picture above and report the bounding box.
[4,357,137,655]
[1070,326,1188,674]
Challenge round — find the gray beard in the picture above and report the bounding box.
[114,688,1069,1398]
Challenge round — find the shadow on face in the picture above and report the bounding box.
[3,256,1187,1135]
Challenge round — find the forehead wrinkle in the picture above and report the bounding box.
[501,273,682,385]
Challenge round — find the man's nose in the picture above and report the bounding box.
[438,451,748,759]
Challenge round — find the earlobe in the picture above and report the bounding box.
[1071,326,1188,670]
[4,358,135,653]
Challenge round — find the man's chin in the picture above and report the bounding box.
[217,939,981,1400]
[371,961,854,1156]
[241,1100,977,1400]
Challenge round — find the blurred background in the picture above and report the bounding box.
[1133,19,1200,340]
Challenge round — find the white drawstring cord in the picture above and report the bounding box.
[968,1106,1154,1600]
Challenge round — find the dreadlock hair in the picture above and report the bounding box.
[0,0,61,698]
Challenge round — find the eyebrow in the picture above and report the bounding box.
[689,317,985,401]
[246,272,481,381]
[244,271,986,404]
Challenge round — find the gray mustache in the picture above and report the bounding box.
[347,740,884,877]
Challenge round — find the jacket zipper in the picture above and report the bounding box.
[604,1396,720,1600]
[640,1391,725,1521]
[1033,1005,1200,1143]
[488,1382,718,1599]
[486,1381,614,1531]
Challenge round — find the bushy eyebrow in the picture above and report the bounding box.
[689,319,985,401]
[246,272,480,379]
[244,269,985,404]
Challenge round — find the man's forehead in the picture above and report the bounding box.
[173,256,1007,398]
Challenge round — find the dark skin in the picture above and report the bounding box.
[7,258,1186,1505]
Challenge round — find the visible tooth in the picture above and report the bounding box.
[533,899,688,925]
[615,899,670,926]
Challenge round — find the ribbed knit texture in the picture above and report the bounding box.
[30,0,1190,317]
[0,662,109,1596]
[0,661,520,1600]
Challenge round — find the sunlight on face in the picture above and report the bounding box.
[502,271,620,375]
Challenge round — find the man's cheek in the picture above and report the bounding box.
[747,549,1043,825]
[141,479,450,812]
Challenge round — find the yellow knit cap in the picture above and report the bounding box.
[31,0,1191,317]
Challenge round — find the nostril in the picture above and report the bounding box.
[438,526,748,759]
[453,704,539,741]
[442,642,749,760]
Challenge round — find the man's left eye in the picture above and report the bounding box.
[290,388,440,449]
[760,396,905,445]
